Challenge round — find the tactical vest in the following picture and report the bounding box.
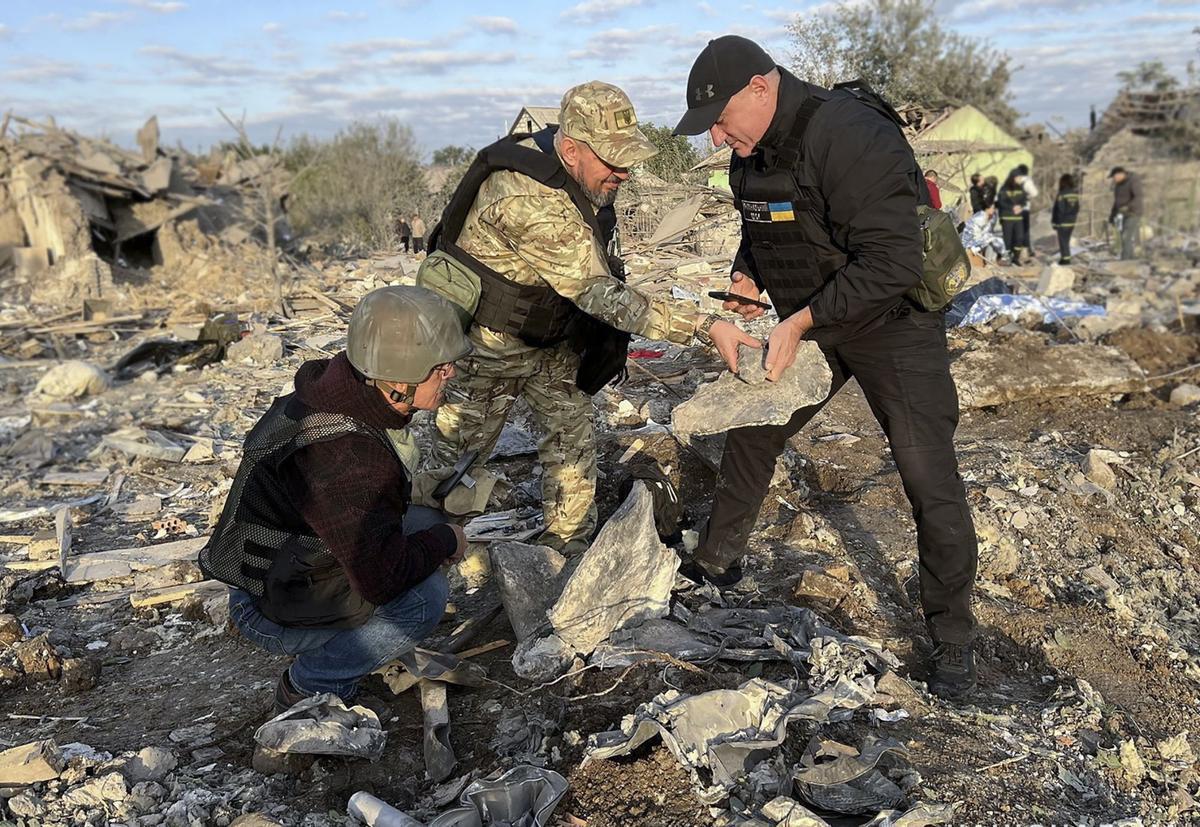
[730,81,934,319]
[429,128,617,348]
[199,395,407,629]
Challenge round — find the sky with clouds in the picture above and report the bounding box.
[1,0,1196,157]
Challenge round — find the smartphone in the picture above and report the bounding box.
[707,291,772,311]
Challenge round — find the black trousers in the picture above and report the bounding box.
[1001,220,1026,262]
[413,237,426,254]
[1056,227,1073,262]
[697,308,978,644]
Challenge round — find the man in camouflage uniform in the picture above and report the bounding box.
[432,82,755,553]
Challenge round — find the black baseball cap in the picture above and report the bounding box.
[673,35,776,136]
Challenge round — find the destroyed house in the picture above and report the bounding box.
[507,106,559,136]
[0,115,288,308]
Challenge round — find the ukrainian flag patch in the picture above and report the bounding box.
[768,201,795,221]
[742,200,799,223]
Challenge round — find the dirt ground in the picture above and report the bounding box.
[3,255,1200,825]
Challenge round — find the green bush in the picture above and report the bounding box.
[284,119,428,251]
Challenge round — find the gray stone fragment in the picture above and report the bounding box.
[1082,450,1117,490]
[952,339,1146,409]
[32,360,110,400]
[672,342,831,436]
[61,771,127,808]
[1170,383,1200,407]
[512,634,577,683]
[548,483,679,655]
[124,746,177,783]
[490,542,567,642]
[227,332,283,365]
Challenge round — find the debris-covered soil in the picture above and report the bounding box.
[2,234,1200,826]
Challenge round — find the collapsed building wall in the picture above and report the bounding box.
[0,116,291,309]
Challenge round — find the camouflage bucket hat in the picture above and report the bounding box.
[559,81,658,169]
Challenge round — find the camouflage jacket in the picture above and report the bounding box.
[455,143,703,357]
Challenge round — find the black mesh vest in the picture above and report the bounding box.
[198,394,405,629]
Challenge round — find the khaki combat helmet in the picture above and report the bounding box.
[347,286,472,390]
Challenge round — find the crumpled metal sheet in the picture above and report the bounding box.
[590,603,898,680]
[862,802,958,826]
[253,693,385,760]
[421,680,457,782]
[792,736,907,815]
[586,676,880,803]
[429,765,568,827]
[379,648,487,696]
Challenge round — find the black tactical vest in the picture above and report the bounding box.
[198,394,407,629]
[730,80,927,319]
[429,128,617,347]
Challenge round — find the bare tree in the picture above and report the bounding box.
[219,109,288,316]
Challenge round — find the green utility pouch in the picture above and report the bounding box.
[908,204,971,312]
[415,249,480,330]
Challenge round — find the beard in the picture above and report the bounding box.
[581,174,622,208]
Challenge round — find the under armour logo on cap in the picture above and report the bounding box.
[674,35,776,136]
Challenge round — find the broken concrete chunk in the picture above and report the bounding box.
[1082,450,1118,490]
[124,746,177,783]
[952,340,1146,409]
[0,613,22,646]
[227,332,284,365]
[1170,383,1200,408]
[490,541,567,642]
[793,567,851,610]
[32,361,110,400]
[14,632,61,681]
[60,657,101,694]
[548,483,679,655]
[672,343,831,436]
[1036,264,1075,295]
[512,634,576,683]
[0,740,64,785]
[61,771,127,808]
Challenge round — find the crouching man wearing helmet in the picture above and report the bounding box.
[200,286,473,714]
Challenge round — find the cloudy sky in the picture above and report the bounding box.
[1,0,1196,157]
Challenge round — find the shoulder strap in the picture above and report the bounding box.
[429,128,604,253]
[776,82,831,169]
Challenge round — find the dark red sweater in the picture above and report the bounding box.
[281,353,457,605]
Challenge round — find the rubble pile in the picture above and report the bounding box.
[0,115,291,309]
[0,176,1199,825]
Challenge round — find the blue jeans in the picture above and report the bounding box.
[228,506,451,700]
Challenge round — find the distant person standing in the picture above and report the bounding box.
[981,176,998,209]
[924,169,942,209]
[997,169,1029,265]
[1014,164,1038,260]
[411,214,428,254]
[968,173,986,213]
[1109,167,1142,260]
[396,215,412,253]
[1051,174,1080,265]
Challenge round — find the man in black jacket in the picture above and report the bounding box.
[1109,167,1142,260]
[674,36,978,698]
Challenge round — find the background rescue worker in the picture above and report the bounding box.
[1051,173,1080,265]
[199,286,471,714]
[997,170,1029,265]
[431,81,754,554]
[968,173,987,213]
[673,35,978,698]
[1109,166,1142,260]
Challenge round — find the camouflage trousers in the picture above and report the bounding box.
[432,340,597,545]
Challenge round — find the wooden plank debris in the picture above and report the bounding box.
[64,536,207,584]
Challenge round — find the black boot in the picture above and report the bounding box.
[929,641,977,699]
[273,669,309,715]
[678,556,744,588]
